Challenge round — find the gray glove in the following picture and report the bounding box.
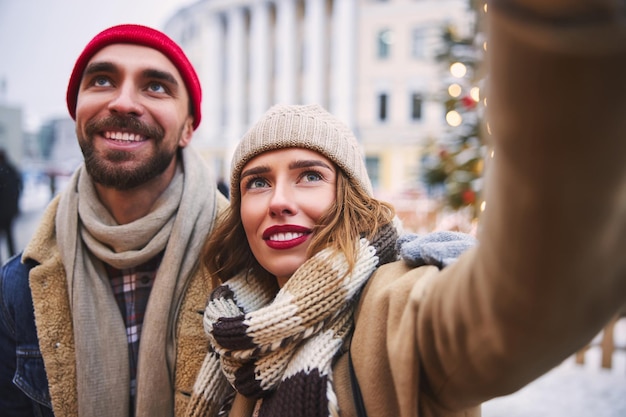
[397,231,477,269]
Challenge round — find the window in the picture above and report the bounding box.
[411,27,426,59]
[377,29,392,59]
[366,156,380,189]
[411,93,423,121]
[378,93,388,122]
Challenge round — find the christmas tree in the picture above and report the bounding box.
[421,1,487,220]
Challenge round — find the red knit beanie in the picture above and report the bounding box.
[66,24,202,130]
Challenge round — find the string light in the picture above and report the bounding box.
[450,62,467,78]
[448,83,462,97]
[446,110,462,127]
[470,86,480,101]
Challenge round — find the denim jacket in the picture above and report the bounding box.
[0,253,54,417]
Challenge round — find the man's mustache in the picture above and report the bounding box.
[84,115,164,140]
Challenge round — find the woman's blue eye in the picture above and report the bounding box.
[303,171,322,182]
[247,177,268,189]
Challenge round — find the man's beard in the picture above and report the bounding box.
[79,115,179,190]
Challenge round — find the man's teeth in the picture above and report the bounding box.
[104,131,145,141]
[269,232,304,241]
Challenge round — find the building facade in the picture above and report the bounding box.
[164,0,475,197]
[38,117,84,177]
[0,104,24,167]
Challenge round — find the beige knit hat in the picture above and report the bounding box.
[230,104,373,204]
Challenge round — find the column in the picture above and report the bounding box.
[249,1,272,122]
[226,6,247,143]
[304,0,326,106]
[330,0,357,129]
[200,12,225,146]
[275,0,298,104]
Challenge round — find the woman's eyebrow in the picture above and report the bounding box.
[240,159,333,181]
[289,160,333,170]
[241,165,270,179]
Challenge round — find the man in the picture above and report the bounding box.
[0,24,228,417]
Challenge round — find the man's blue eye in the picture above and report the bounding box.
[94,76,110,87]
[148,83,166,93]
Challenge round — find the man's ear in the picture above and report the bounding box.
[179,116,194,147]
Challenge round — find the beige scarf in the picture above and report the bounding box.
[56,146,218,417]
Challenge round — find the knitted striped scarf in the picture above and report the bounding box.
[186,223,397,417]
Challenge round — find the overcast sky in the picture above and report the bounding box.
[0,0,193,132]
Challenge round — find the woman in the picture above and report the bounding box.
[186,2,626,415]
[187,103,405,417]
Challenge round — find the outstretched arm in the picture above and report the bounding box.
[350,2,626,416]
[419,0,626,407]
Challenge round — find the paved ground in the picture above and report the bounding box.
[3,183,625,416]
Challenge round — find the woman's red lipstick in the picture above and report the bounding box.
[263,225,311,250]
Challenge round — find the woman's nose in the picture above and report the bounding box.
[268,183,298,217]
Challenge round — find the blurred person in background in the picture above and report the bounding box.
[0,149,22,264]
[217,177,229,199]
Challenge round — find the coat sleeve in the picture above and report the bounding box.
[352,2,626,416]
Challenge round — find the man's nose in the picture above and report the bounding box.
[107,82,143,116]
